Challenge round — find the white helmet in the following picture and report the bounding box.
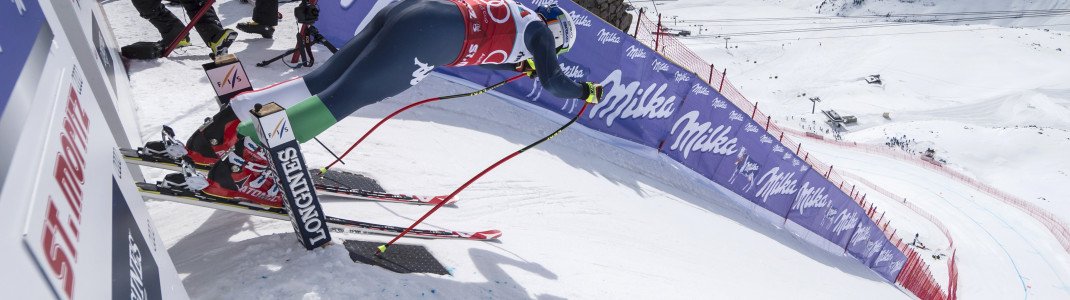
[535,4,577,54]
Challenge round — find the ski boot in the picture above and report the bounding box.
[209,28,239,59]
[185,105,241,168]
[201,136,284,208]
[236,21,275,39]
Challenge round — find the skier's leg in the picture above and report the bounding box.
[236,0,465,142]
[177,0,224,43]
[185,0,451,163]
[251,0,279,27]
[131,0,186,43]
[302,0,406,93]
[223,0,402,118]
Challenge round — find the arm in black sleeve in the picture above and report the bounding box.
[524,24,586,99]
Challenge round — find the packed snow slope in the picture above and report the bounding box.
[634,0,1070,298]
[646,1,1070,221]
[103,0,912,298]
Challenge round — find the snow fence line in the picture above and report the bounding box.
[783,123,1070,256]
[316,1,951,299]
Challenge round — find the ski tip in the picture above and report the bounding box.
[471,230,502,240]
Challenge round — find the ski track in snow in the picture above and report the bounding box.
[104,0,1070,298]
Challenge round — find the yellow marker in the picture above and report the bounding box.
[319,167,327,174]
[377,245,387,253]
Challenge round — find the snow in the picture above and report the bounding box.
[102,0,1070,299]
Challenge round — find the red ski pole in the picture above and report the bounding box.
[377,101,592,253]
[162,0,216,57]
[322,74,526,171]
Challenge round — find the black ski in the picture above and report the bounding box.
[121,147,457,206]
[137,181,500,240]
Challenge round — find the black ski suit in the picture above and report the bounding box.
[131,0,227,44]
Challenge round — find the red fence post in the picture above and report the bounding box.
[796,143,801,154]
[751,102,758,118]
[719,69,727,92]
[655,14,662,52]
[825,165,834,178]
[765,116,771,130]
[707,64,715,84]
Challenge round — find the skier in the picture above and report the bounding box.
[130,0,239,56]
[148,0,603,206]
[234,0,286,38]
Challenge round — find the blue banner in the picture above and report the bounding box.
[1,0,46,114]
[319,0,906,282]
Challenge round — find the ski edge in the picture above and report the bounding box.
[137,182,498,240]
[122,149,457,206]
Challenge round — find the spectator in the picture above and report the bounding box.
[131,0,238,56]
[237,0,280,38]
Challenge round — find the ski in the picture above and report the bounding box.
[121,147,457,206]
[137,181,500,240]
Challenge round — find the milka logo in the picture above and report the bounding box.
[559,63,585,79]
[589,70,677,127]
[773,145,784,153]
[625,45,647,60]
[674,71,691,83]
[792,182,831,215]
[669,111,738,159]
[729,111,744,122]
[597,29,621,44]
[760,135,773,144]
[875,250,899,267]
[729,152,759,192]
[828,209,860,235]
[744,123,759,133]
[692,84,710,96]
[652,60,670,72]
[850,225,871,246]
[712,98,727,109]
[755,167,799,203]
[782,152,792,160]
[570,11,593,27]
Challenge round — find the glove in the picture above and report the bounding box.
[295,2,320,24]
[514,59,537,78]
[582,82,603,104]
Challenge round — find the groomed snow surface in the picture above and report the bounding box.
[104,0,1069,298]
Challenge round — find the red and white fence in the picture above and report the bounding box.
[630,10,958,300]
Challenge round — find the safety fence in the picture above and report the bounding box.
[318,1,951,297]
[780,124,1070,257]
[845,172,959,297]
[632,10,955,300]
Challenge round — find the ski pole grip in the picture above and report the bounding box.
[251,102,332,250]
